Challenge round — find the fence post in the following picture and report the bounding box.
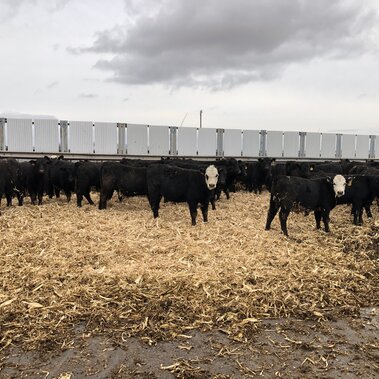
[299,132,306,158]
[59,120,69,153]
[169,126,178,156]
[0,118,5,151]
[117,123,126,155]
[369,135,376,159]
[336,134,342,158]
[216,129,224,157]
[259,130,267,157]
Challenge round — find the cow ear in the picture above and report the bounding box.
[271,158,276,163]
[199,168,205,175]
[29,160,36,165]
[58,155,64,160]
[309,164,314,171]
[326,176,332,183]
[258,158,263,162]
[347,177,353,187]
[74,162,81,167]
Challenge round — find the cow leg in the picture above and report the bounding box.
[118,190,123,202]
[147,191,161,218]
[224,188,230,200]
[6,194,12,206]
[17,192,23,206]
[279,208,290,237]
[98,191,107,210]
[201,203,209,223]
[364,204,372,218]
[314,210,322,229]
[76,193,83,207]
[85,192,94,205]
[37,192,43,205]
[210,191,216,210]
[55,188,60,198]
[30,193,37,205]
[322,210,331,232]
[265,196,279,231]
[64,191,71,203]
[188,202,197,226]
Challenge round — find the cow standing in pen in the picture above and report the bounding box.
[147,164,219,225]
[265,174,347,236]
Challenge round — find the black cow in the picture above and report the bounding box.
[285,161,311,178]
[48,159,75,202]
[0,159,22,207]
[265,174,347,236]
[19,156,51,205]
[310,162,343,174]
[99,163,148,209]
[246,158,274,193]
[74,161,101,207]
[147,164,219,225]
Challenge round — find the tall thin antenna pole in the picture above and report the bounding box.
[200,110,203,128]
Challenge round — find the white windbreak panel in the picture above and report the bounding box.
[69,121,93,153]
[7,118,33,152]
[223,129,242,156]
[375,135,379,159]
[34,119,59,153]
[341,134,356,159]
[177,127,197,156]
[127,124,148,155]
[305,133,321,158]
[198,128,217,156]
[94,122,118,154]
[320,133,336,159]
[242,130,260,157]
[266,131,283,157]
[355,135,369,159]
[149,125,170,155]
[283,132,299,158]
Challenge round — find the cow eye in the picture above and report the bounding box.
[206,175,209,180]
[216,174,219,178]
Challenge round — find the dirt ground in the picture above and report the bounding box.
[0,191,378,378]
[1,307,378,378]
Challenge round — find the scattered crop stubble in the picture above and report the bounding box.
[0,191,378,352]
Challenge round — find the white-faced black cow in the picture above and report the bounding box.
[147,164,219,225]
[265,174,347,236]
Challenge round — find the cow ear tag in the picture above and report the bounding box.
[347,178,353,187]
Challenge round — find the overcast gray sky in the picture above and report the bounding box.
[0,0,378,134]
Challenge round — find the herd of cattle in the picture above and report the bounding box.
[0,155,378,235]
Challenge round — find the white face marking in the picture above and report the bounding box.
[333,174,347,197]
[205,165,219,190]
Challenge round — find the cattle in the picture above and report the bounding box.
[337,175,379,225]
[310,162,343,174]
[48,159,75,202]
[265,174,347,236]
[99,163,148,210]
[285,161,311,178]
[74,161,101,207]
[19,156,51,205]
[245,158,274,193]
[0,159,22,207]
[147,164,218,225]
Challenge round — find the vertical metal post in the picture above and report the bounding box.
[299,132,306,158]
[200,110,203,128]
[259,130,267,157]
[169,127,178,156]
[335,134,342,158]
[59,120,69,153]
[0,118,5,151]
[369,135,376,159]
[216,128,224,157]
[117,123,126,155]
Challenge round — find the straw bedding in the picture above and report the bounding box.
[0,192,378,351]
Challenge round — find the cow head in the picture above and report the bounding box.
[204,165,219,190]
[328,174,347,197]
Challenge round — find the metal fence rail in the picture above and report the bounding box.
[0,118,377,159]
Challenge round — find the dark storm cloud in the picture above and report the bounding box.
[76,0,378,89]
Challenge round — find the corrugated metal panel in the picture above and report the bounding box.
[198,128,217,156]
[149,125,170,155]
[321,133,336,159]
[7,118,33,152]
[177,127,197,156]
[356,135,370,159]
[34,119,59,153]
[0,118,5,151]
[127,124,148,155]
[283,132,299,158]
[242,130,260,157]
[266,131,283,157]
[69,121,93,153]
[341,134,356,159]
[305,133,321,158]
[223,129,242,156]
[94,122,118,154]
